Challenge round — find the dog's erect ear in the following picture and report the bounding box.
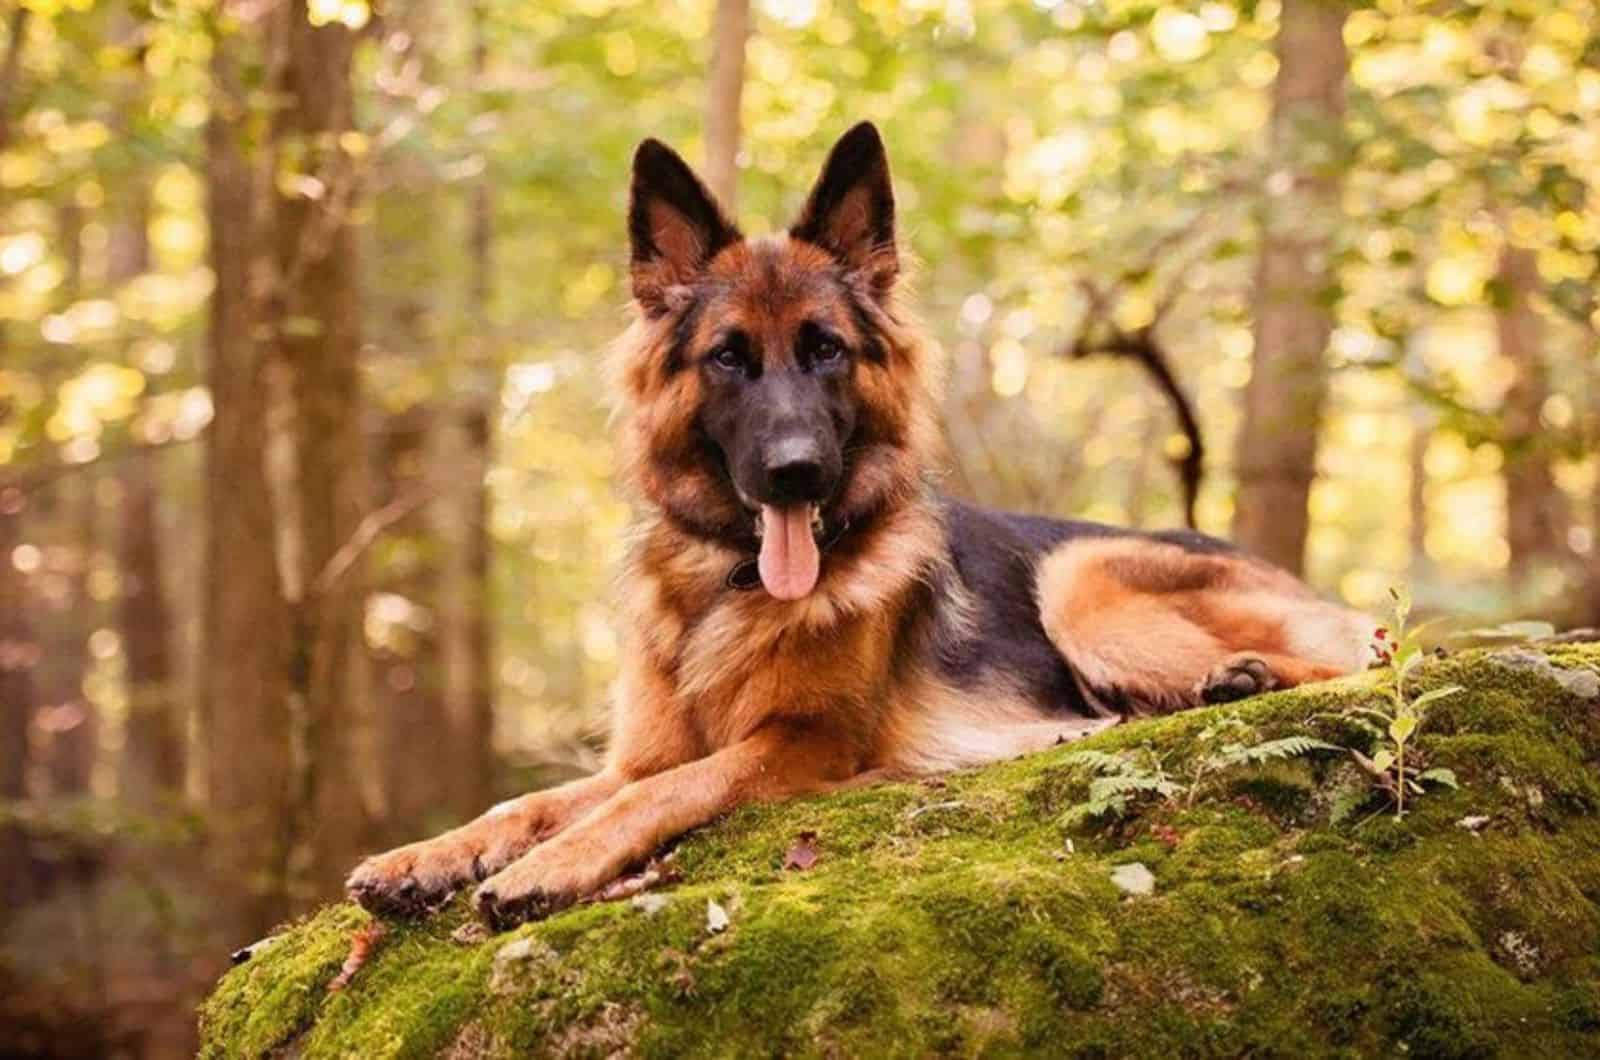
[790,122,897,298]
[629,139,740,315]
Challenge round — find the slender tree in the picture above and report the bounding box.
[38,207,95,797]
[204,12,294,937]
[441,0,497,820]
[361,4,448,838]
[272,0,370,895]
[1232,0,1349,575]
[109,125,182,807]
[0,489,36,903]
[119,450,181,806]
[703,0,749,210]
[1496,240,1566,580]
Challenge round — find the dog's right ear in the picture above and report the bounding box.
[629,139,740,315]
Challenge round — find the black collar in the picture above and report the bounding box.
[725,517,852,592]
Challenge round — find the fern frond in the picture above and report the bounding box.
[1086,773,1181,802]
[1059,793,1130,825]
[1061,749,1137,776]
[1209,736,1339,769]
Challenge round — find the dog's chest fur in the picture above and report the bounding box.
[627,503,947,753]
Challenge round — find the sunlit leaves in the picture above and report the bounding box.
[307,0,370,31]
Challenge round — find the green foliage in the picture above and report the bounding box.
[1341,587,1467,817]
[1058,712,1337,825]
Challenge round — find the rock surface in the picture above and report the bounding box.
[200,645,1600,1058]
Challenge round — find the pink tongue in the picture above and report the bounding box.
[758,505,820,600]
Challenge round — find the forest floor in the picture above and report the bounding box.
[200,644,1600,1059]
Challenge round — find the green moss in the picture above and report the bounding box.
[200,645,1600,1058]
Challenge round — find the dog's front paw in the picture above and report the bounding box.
[472,849,599,931]
[347,805,540,918]
[1196,652,1279,705]
[346,836,486,918]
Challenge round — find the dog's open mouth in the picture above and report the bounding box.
[753,503,824,600]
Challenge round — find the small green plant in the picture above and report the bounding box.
[1059,714,1336,826]
[1342,587,1461,817]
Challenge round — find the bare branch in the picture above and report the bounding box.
[308,480,435,600]
[1061,244,1210,529]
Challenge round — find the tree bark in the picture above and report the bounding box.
[373,405,444,834]
[273,0,370,896]
[1231,0,1348,576]
[0,492,38,902]
[0,7,28,152]
[108,161,183,808]
[440,0,497,821]
[361,0,453,841]
[1496,241,1565,580]
[38,207,95,797]
[1587,344,1600,626]
[703,0,749,211]
[119,450,182,806]
[1409,406,1432,582]
[204,21,294,938]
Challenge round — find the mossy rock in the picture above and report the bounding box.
[200,646,1600,1059]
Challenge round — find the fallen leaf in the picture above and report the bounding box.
[1149,824,1181,849]
[327,921,389,992]
[706,898,730,934]
[1456,814,1491,833]
[783,830,820,871]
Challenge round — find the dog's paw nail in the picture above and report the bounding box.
[474,887,513,931]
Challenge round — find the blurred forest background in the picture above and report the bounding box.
[1,0,1597,1054]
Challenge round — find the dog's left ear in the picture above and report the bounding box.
[629,138,740,315]
[790,122,897,299]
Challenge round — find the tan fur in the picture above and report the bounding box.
[1037,538,1369,714]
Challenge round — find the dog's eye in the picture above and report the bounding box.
[710,346,746,372]
[813,338,845,364]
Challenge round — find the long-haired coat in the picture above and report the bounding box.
[348,123,1372,929]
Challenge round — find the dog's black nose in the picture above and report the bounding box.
[763,438,828,504]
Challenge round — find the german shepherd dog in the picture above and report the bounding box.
[347,123,1373,929]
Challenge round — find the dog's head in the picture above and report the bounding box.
[615,122,937,600]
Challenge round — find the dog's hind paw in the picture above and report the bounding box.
[1196,652,1279,705]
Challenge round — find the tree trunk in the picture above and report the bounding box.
[108,169,183,808]
[1588,348,1600,626]
[362,1,451,840]
[39,207,95,797]
[204,23,294,939]
[1409,406,1432,582]
[119,450,182,807]
[440,0,497,821]
[273,0,370,897]
[1231,0,1348,576]
[703,0,749,211]
[1496,241,1565,581]
[373,405,444,834]
[0,492,38,903]
[0,8,28,153]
